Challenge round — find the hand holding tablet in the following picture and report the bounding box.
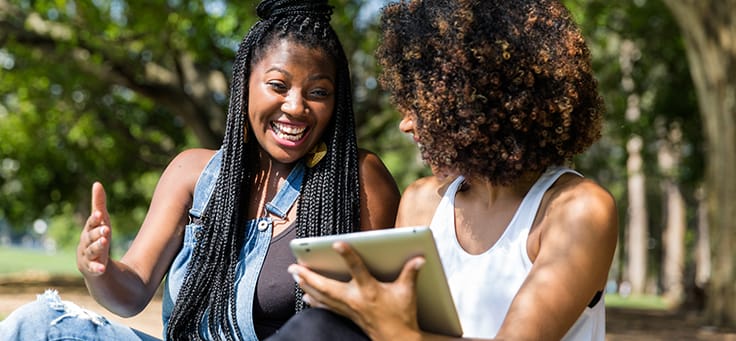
[289,226,463,336]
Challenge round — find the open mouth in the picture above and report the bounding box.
[271,122,308,142]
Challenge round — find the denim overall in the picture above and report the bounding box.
[162,149,305,340]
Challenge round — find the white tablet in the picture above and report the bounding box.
[289,226,463,337]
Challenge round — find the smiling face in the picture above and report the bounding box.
[247,39,336,166]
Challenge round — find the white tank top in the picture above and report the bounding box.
[429,166,606,339]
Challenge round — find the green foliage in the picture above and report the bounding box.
[0,0,427,247]
[0,0,705,257]
[566,0,702,185]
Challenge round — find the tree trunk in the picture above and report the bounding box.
[663,0,736,328]
[695,186,711,289]
[626,135,648,295]
[660,179,686,305]
[658,124,686,307]
[690,185,710,311]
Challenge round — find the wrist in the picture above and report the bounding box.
[368,326,423,341]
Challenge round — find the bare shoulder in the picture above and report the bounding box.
[358,149,393,178]
[159,148,218,194]
[167,148,217,171]
[357,149,399,192]
[357,149,400,230]
[396,175,449,227]
[545,174,617,227]
[535,173,618,260]
[401,176,443,202]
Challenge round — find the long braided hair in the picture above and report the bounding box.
[166,0,360,339]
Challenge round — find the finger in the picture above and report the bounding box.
[332,241,372,285]
[289,264,347,302]
[291,266,328,301]
[85,237,109,273]
[83,211,103,235]
[397,256,425,287]
[289,264,335,290]
[302,293,328,309]
[91,182,109,224]
[298,276,345,313]
[87,231,109,256]
[95,225,110,245]
[86,260,107,274]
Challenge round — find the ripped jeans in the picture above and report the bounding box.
[0,289,160,341]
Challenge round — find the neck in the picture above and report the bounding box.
[255,147,296,179]
[250,148,297,218]
[460,171,541,206]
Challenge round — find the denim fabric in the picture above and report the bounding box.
[0,289,160,341]
[162,150,305,340]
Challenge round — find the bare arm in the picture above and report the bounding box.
[357,149,401,230]
[395,176,442,227]
[77,148,215,317]
[495,178,618,340]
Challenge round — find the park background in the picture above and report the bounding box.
[1,0,735,339]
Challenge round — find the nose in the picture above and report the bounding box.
[399,114,415,134]
[282,91,306,116]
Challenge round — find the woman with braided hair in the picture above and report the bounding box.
[277,0,618,340]
[0,0,400,340]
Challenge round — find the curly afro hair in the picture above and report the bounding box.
[377,0,604,185]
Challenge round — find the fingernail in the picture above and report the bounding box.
[302,294,312,305]
[333,242,346,253]
[288,266,301,284]
[414,258,426,270]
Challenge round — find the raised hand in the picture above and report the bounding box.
[77,182,112,276]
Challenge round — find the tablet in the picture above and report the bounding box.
[289,226,463,337]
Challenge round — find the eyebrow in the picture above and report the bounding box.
[265,66,335,84]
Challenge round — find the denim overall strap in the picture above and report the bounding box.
[229,161,306,340]
[188,149,223,219]
[264,161,305,219]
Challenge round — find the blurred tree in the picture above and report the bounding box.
[662,0,736,328]
[565,0,702,301]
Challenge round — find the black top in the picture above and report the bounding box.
[253,222,298,339]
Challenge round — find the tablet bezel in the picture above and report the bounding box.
[289,226,463,336]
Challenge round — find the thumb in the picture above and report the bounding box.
[91,182,109,222]
[397,256,425,287]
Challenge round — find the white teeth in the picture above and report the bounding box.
[272,122,306,141]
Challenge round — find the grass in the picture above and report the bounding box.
[0,247,82,321]
[0,246,79,276]
[605,293,669,310]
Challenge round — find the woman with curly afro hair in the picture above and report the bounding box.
[277,0,618,340]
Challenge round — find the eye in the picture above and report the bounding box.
[267,81,287,93]
[309,88,331,99]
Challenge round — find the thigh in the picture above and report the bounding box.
[0,290,160,341]
[267,308,369,341]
